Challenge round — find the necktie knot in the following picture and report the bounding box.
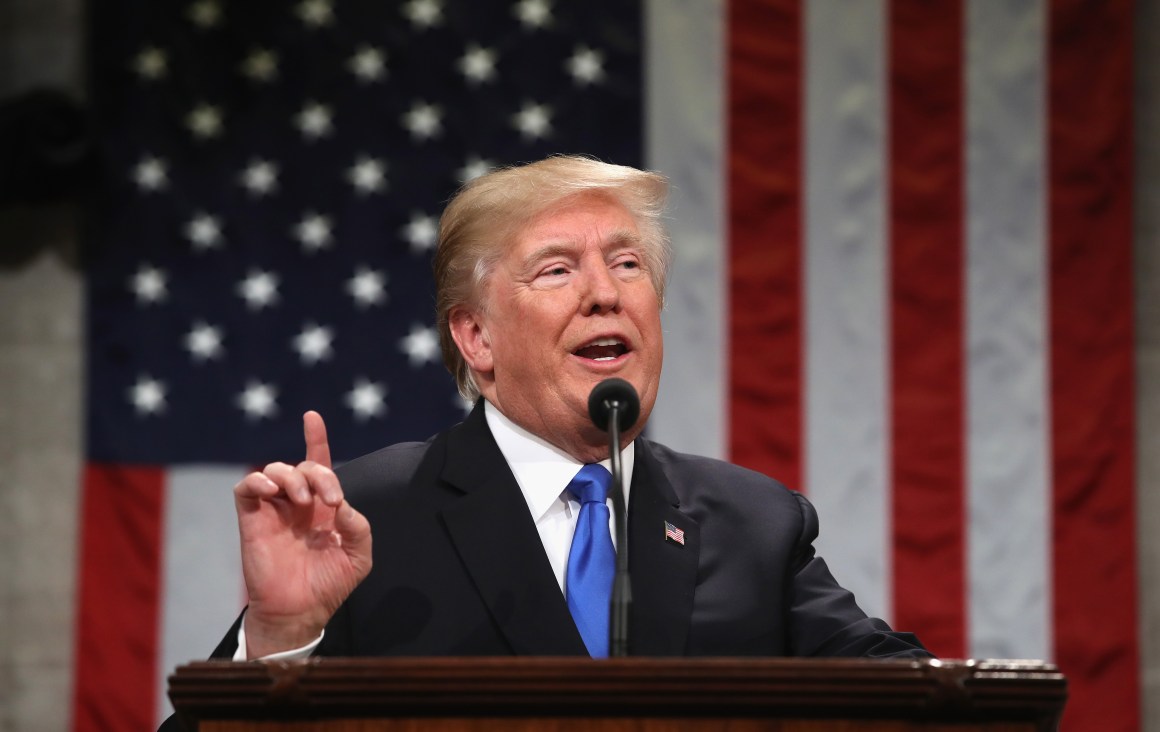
[570,463,613,505]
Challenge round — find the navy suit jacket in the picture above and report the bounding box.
[209,401,928,659]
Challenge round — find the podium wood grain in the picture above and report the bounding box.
[169,657,1066,732]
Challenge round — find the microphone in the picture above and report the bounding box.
[587,378,639,657]
[588,378,641,432]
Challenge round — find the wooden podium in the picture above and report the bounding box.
[168,657,1066,731]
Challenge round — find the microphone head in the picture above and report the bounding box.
[588,378,641,432]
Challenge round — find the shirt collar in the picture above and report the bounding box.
[484,399,634,522]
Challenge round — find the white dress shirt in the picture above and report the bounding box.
[236,399,634,661]
[484,400,633,591]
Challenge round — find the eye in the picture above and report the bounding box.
[612,255,642,273]
[544,265,569,276]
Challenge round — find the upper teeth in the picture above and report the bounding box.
[588,338,622,347]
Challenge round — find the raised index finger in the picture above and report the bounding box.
[302,410,332,469]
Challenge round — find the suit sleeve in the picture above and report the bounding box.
[784,492,933,659]
[205,611,245,659]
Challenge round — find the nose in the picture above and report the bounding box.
[580,261,621,315]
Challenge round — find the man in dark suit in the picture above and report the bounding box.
[221,155,929,663]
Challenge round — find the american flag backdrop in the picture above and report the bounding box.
[73,1,1139,731]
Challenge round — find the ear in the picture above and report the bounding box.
[448,305,493,376]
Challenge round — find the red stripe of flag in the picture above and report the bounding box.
[72,465,166,731]
[1048,1,1139,729]
[728,0,803,487]
[888,0,967,658]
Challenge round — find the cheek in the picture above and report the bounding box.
[636,306,665,369]
[635,296,664,339]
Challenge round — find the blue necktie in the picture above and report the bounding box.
[565,463,616,658]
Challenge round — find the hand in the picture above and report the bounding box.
[233,411,372,658]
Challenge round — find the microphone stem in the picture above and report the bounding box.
[607,403,631,657]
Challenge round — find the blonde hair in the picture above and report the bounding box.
[434,156,670,400]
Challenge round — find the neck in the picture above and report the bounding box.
[481,398,639,463]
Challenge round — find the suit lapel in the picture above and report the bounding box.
[627,440,700,655]
[437,403,588,656]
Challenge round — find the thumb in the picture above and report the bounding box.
[334,500,372,561]
[302,410,332,469]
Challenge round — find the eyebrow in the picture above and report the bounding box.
[523,230,643,265]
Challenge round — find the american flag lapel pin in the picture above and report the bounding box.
[664,521,685,546]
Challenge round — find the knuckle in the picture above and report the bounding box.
[305,461,336,481]
[237,471,263,489]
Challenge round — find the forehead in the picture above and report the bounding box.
[510,192,640,252]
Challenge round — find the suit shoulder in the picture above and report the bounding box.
[639,438,805,516]
[335,440,431,497]
[639,438,817,551]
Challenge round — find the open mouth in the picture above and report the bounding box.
[573,337,629,362]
